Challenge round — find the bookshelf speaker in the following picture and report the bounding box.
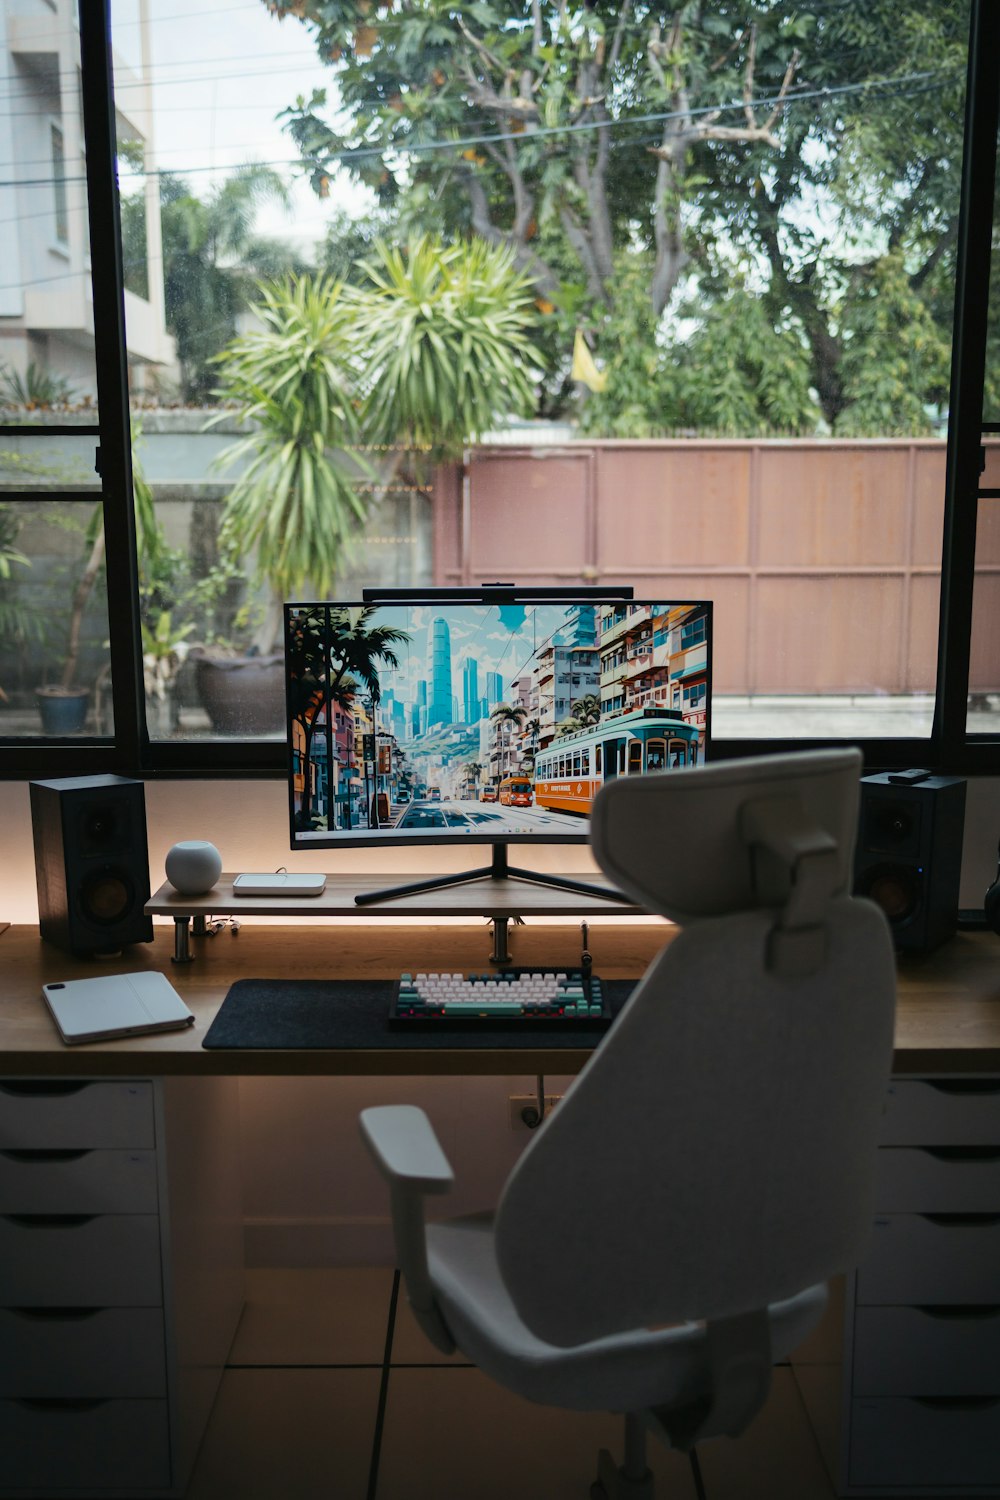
[854,771,966,955]
[30,774,154,956]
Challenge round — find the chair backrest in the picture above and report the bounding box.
[495,749,897,1348]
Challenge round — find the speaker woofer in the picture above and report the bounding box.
[80,868,135,925]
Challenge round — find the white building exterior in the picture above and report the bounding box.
[0,0,174,400]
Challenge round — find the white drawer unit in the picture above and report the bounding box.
[0,1075,244,1499]
[841,1075,1000,1495]
[0,1146,159,1215]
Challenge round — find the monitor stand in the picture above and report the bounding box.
[353,842,631,909]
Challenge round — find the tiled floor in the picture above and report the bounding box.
[184,1268,841,1500]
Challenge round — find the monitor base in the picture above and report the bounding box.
[352,843,631,909]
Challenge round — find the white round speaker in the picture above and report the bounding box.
[165,840,222,895]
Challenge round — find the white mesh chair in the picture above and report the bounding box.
[360,748,896,1498]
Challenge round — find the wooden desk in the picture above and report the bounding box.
[3,921,1000,1076]
[3,923,1000,1496]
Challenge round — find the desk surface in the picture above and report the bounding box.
[2,922,1000,1077]
[146,871,637,920]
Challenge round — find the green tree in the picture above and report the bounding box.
[122,164,308,402]
[213,238,542,654]
[269,0,966,433]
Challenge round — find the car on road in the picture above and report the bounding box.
[480,786,498,802]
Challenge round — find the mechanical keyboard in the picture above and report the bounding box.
[389,967,610,1027]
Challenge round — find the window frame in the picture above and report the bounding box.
[0,0,997,782]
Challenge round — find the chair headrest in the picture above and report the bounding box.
[590,747,863,924]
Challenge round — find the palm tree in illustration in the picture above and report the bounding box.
[326,606,410,710]
[490,702,527,730]
[521,717,542,768]
[570,694,601,728]
[462,760,483,798]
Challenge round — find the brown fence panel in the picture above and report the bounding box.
[437,438,997,697]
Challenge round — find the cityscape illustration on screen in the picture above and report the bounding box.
[286,600,710,845]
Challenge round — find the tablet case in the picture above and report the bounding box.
[42,971,195,1045]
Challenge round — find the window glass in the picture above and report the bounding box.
[0,7,107,744]
[0,498,112,739]
[966,123,1000,738]
[108,0,969,749]
[0,6,97,398]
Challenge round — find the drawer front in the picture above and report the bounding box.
[857,1214,1000,1305]
[0,1397,170,1489]
[0,1214,162,1306]
[850,1397,1000,1487]
[0,1148,158,1215]
[875,1146,1000,1212]
[853,1305,1000,1396]
[0,1081,155,1150]
[0,1307,166,1398]
[880,1080,1000,1146]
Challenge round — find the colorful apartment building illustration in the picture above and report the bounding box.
[599,604,709,733]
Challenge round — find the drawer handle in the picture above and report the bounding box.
[922,1212,1000,1227]
[9,1307,104,1322]
[921,1147,1000,1162]
[0,1083,89,1098]
[921,1082,1000,1097]
[915,1304,1000,1321]
[12,1397,109,1413]
[0,1149,91,1163]
[912,1396,1000,1411]
[2,1214,97,1228]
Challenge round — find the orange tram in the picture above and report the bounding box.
[533,709,701,817]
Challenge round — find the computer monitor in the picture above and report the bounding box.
[285,594,712,867]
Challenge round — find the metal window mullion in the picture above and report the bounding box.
[78,0,144,772]
[933,0,1000,766]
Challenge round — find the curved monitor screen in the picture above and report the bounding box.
[286,598,711,848]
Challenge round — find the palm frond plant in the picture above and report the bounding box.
[351,235,544,457]
[212,275,371,659]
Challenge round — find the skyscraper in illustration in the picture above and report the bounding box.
[427,618,453,728]
[485,670,503,708]
[463,657,480,723]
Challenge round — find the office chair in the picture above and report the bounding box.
[360,748,896,1498]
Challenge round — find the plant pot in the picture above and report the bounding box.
[35,685,90,735]
[194,653,285,736]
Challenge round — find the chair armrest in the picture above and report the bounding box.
[358,1106,456,1355]
[359,1105,455,1193]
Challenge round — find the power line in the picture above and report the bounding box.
[0,66,961,195]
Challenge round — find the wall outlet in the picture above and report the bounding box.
[508,1094,563,1131]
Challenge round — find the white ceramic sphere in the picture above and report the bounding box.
[165,840,222,895]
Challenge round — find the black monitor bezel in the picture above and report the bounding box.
[285,596,713,851]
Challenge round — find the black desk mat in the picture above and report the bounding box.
[202,978,637,1050]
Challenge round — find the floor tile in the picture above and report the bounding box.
[375,1365,698,1500]
[186,1368,380,1500]
[389,1279,472,1366]
[695,1368,836,1499]
[229,1267,395,1366]
[793,1365,842,1492]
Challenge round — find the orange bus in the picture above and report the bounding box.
[498,774,533,807]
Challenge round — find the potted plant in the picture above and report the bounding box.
[31,425,167,735]
[206,238,543,734]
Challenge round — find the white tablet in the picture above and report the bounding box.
[42,972,195,1046]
